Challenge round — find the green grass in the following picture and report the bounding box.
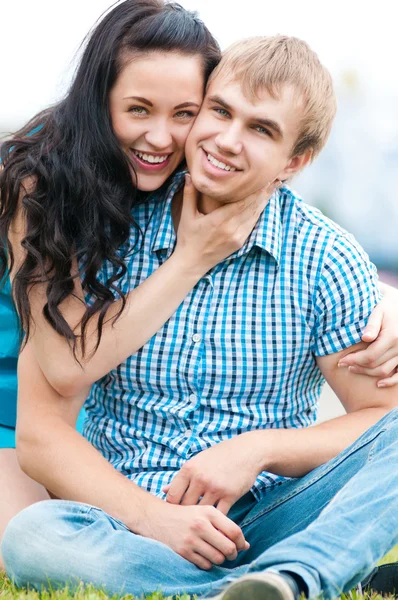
[1,547,398,600]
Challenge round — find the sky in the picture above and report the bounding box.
[1,0,397,131]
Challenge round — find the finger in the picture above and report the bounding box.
[216,497,234,516]
[210,510,248,552]
[180,173,199,218]
[162,484,170,493]
[198,492,219,507]
[193,540,229,566]
[378,371,398,388]
[201,524,239,561]
[362,304,383,342]
[190,552,213,571]
[339,340,395,369]
[181,481,205,506]
[346,358,398,378]
[166,473,190,505]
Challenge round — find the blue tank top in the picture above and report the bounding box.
[0,275,19,427]
[0,127,40,427]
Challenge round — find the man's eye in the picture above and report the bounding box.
[213,107,230,118]
[254,125,271,136]
[129,106,148,115]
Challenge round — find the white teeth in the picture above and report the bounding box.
[207,153,236,172]
[133,150,169,164]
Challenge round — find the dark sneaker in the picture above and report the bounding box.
[208,571,300,600]
[361,563,398,596]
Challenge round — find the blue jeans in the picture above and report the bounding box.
[3,408,398,599]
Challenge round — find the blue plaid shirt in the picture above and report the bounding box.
[84,172,380,500]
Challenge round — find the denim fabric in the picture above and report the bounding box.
[3,409,398,599]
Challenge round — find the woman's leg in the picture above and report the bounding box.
[0,448,49,570]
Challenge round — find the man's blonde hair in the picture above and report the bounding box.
[209,36,337,159]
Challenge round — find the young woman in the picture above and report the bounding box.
[1,0,398,570]
[0,0,280,566]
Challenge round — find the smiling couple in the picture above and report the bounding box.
[1,2,398,599]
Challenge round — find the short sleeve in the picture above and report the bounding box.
[311,233,381,356]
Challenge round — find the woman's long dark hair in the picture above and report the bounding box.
[0,0,220,357]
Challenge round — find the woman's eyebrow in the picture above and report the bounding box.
[123,96,153,106]
[174,101,201,109]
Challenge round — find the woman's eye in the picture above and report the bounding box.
[129,106,148,115]
[175,110,196,119]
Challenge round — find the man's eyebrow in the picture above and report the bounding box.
[207,95,233,112]
[256,118,283,138]
[123,96,153,106]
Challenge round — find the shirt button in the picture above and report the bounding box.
[192,333,202,343]
[185,428,193,436]
[189,393,197,403]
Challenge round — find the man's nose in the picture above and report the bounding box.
[215,125,243,155]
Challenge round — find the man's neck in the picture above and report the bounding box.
[198,194,224,215]
[171,187,272,233]
[171,190,223,232]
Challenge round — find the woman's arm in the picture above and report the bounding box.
[16,343,248,568]
[11,176,267,396]
[341,281,398,386]
[16,343,160,526]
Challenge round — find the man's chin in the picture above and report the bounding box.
[191,171,226,198]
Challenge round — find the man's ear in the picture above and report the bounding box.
[278,148,313,180]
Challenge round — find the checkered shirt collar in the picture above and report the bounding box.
[151,170,283,265]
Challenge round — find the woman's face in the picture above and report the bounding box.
[110,51,205,191]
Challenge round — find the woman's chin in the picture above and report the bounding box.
[134,167,178,192]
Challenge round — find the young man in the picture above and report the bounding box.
[3,36,398,599]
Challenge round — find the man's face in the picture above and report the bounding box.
[185,75,305,204]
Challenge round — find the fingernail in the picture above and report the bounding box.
[378,382,387,388]
[185,173,192,185]
[338,362,348,368]
[348,366,358,373]
[362,330,372,338]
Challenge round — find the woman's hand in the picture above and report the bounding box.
[174,174,271,276]
[339,285,398,387]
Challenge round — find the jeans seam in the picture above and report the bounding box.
[367,426,391,463]
[45,500,95,516]
[241,426,388,528]
[86,506,130,532]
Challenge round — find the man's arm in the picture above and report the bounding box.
[164,341,398,513]
[256,341,398,477]
[16,343,248,569]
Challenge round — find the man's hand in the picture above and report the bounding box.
[141,501,249,571]
[162,434,262,515]
[339,287,398,387]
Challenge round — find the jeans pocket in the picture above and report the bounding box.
[87,506,131,532]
